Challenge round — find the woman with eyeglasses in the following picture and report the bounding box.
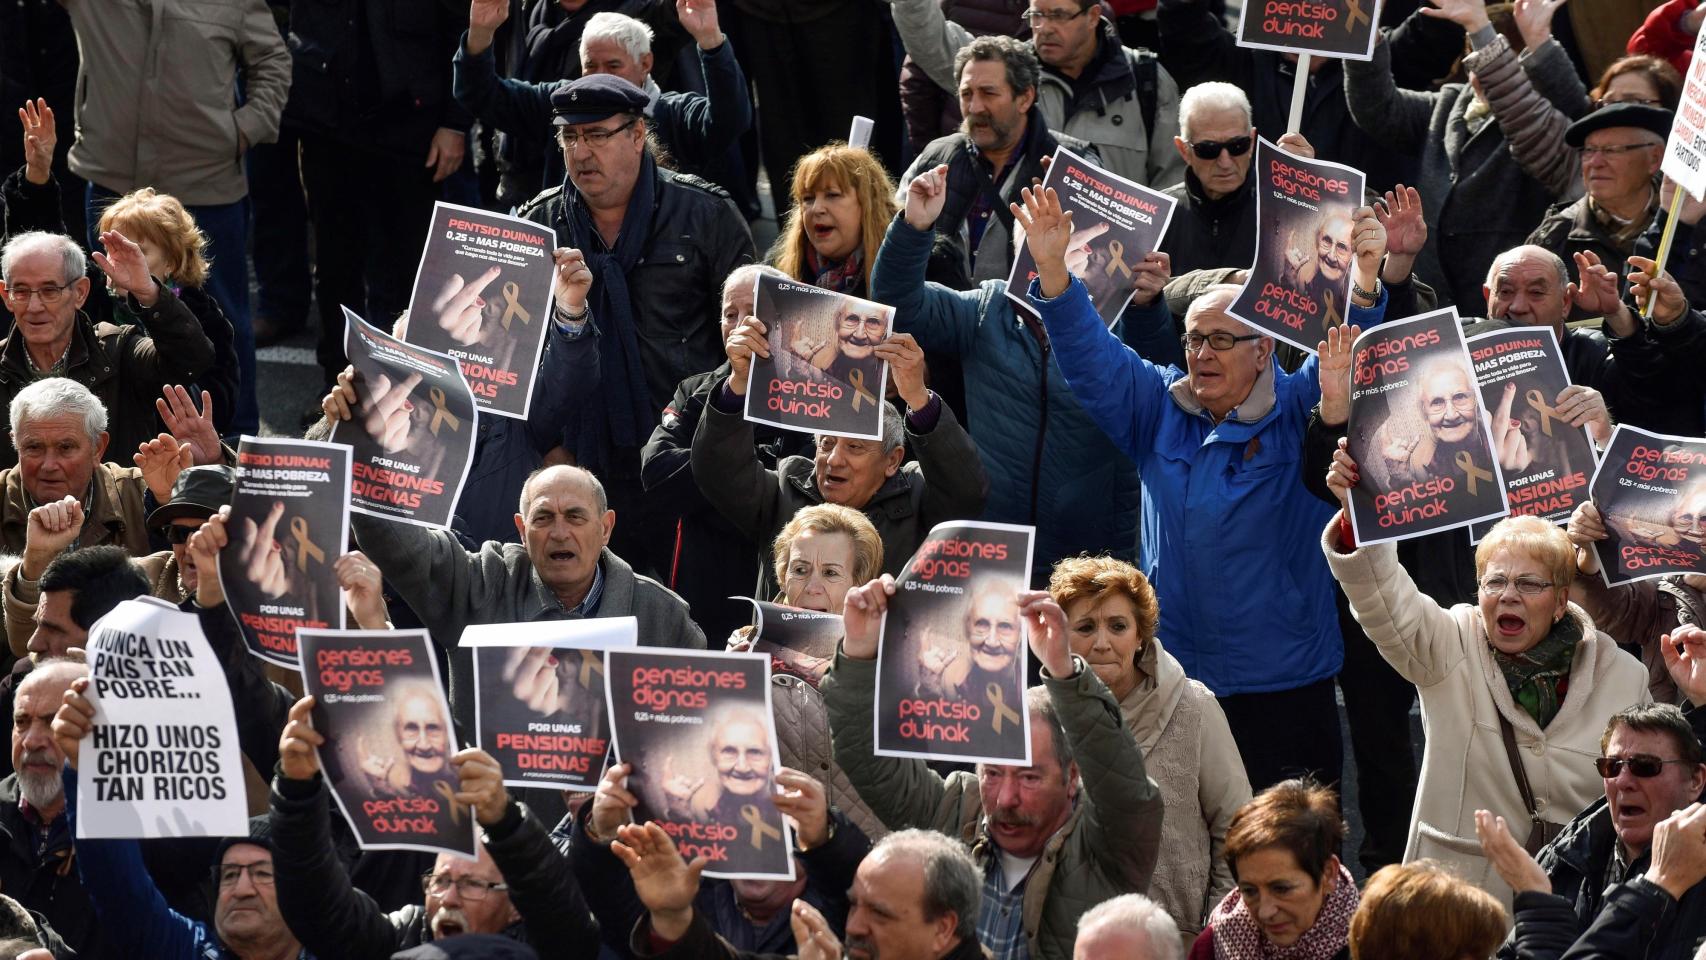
[1320,439,1650,905]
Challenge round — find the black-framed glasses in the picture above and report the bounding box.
[1596,754,1691,778]
[1477,575,1555,597]
[422,872,510,901]
[559,117,637,151]
[1181,331,1263,353]
[1022,5,1090,24]
[1,283,71,306]
[1189,136,1253,160]
[216,862,276,887]
[164,524,198,545]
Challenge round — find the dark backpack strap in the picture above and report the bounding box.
[1498,711,1541,822]
[1135,51,1159,143]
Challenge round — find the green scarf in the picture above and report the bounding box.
[1492,613,1582,728]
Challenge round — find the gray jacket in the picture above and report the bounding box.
[352,514,707,728]
[822,651,1164,960]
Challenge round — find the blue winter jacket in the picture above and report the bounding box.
[1030,275,1388,695]
[871,216,1179,584]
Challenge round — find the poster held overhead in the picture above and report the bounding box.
[220,436,352,667]
[1346,308,1511,544]
[464,618,637,791]
[743,275,893,440]
[404,202,557,420]
[297,628,478,858]
[1587,426,1706,585]
[331,306,479,529]
[78,599,249,839]
[1227,139,1367,355]
[1236,0,1379,60]
[874,521,1036,765]
[604,648,794,880]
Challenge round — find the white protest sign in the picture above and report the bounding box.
[78,599,248,839]
[1663,29,1706,201]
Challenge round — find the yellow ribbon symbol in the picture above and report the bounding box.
[1525,389,1557,437]
[429,386,461,435]
[742,804,783,850]
[848,368,878,412]
[500,281,530,330]
[577,649,603,689]
[290,516,324,573]
[1344,0,1370,31]
[1455,450,1495,495]
[434,779,466,826]
[986,682,1020,734]
[1103,239,1132,279]
[1322,290,1342,331]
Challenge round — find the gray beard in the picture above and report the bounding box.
[17,766,62,811]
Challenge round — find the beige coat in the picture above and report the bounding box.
[1323,518,1649,906]
[1117,638,1248,938]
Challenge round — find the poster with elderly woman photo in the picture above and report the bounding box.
[1229,139,1368,355]
[742,275,895,440]
[1586,426,1706,585]
[403,202,557,420]
[874,521,1036,765]
[1003,146,1176,328]
[1346,308,1510,544]
[330,307,479,529]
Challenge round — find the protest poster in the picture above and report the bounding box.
[743,274,892,440]
[1005,146,1177,327]
[220,436,352,667]
[297,629,477,857]
[605,648,794,880]
[874,521,1036,765]
[1228,139,1366,355]
[1346,308,1510,544]
[78,598,248,839]
[1663,29,1706,203]
[1587,426,1706,585]
[331,306,478,529]
[1236,0,1378,60]
[404,202,556,420]
[1465,328,1598,543]
[464,618,636,791]
[738,598,843,689]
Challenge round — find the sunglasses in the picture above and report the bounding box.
[164,524,199,544]
[1189,136,1253,160]
[1595,755,1691,778]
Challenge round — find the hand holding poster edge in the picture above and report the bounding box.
[741,274,894,442]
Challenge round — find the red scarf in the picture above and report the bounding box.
[1208,861,1358,960]
[804,245,864,296]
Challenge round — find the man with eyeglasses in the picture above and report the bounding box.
[518,71,754,580]
[888,0,1182,191]
[267,697,598,957]
[1480,699,1706,960]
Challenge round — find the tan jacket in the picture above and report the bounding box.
[1323,517,1649,906]
[62,0,291,205]
[1118,639,1248,937]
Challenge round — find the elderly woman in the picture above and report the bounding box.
[1347,860,1507,960]
[729,502,885,838]
[1566,500,1706,704]
[1322,441,1649,905]
[1190,780,1359,960]
[1049,555,1250,939]
[770,144,898,297]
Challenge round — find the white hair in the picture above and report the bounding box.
[817,403,905,456]
[0,231,85,286]
[1179,82,1252,141]
[581,12,654,64]
[9,378,107,444]
[721,263,789,302]
[1076,894,1183,960]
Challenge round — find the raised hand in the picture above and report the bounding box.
[1419,0,1492,30]
[1275,131,1315,159]
[360,371,424,453]
[451,748,510,826]
[156,386,223,465]
[790,901,843,960]
[322,367,359,423]
[553,248,593,313]
[1627,255,1688,325]
[611,822,706,941]
[1375,185,1427,260]
[590,762,639,842]
[1568,250,1623,320]
[135,433,193,502]
[724,315,770,397]
[904,164,951,231]
[1011,186,1079,298]
[871,332,928,409]
[1131,251,1170,306]
[19,99,55,186]
[50,676,95,770]
[187,510,229,608]
[1552,384,1612,447]
[1017,589,1072,677]
[22,496,83,581]
[234,502,290,599]
[1661,625,1706,709]
[1513,0,1566,50]
[840,575,894,660]
[1351,205,1387,295]
[1316,323,1361,427]
[431,266,501,345]
[1565,501,1607,575]
[333,551,389,629]
[1474,810,1550,894]
[92,230,159,307]
[676,0,723,48]
[1645,803,1706,899]
[280,696,324,780]
[772,767,830,849]
[468,0,510,52]
[1327,438,1361,512]
[1492,383,1533,473]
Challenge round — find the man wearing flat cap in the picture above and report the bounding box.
[517,72,753,577]
[1529,103,1676,292]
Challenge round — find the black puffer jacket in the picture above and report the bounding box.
[1159,169,1257,276]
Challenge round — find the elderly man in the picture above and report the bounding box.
[1074,894,1181,960]
[616,824,985,960]
[1017,181,1389,789]
[693,310,986,597]
[517,71,752,576]
[0,233,216,468]
[455,0,750,207]
[1529,104,1674,291]
[1159,82,1258,276]
[261,697,597,957]
[824,578,1160,960]
[1483,699,1706,960]
[895,35,1090,289]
